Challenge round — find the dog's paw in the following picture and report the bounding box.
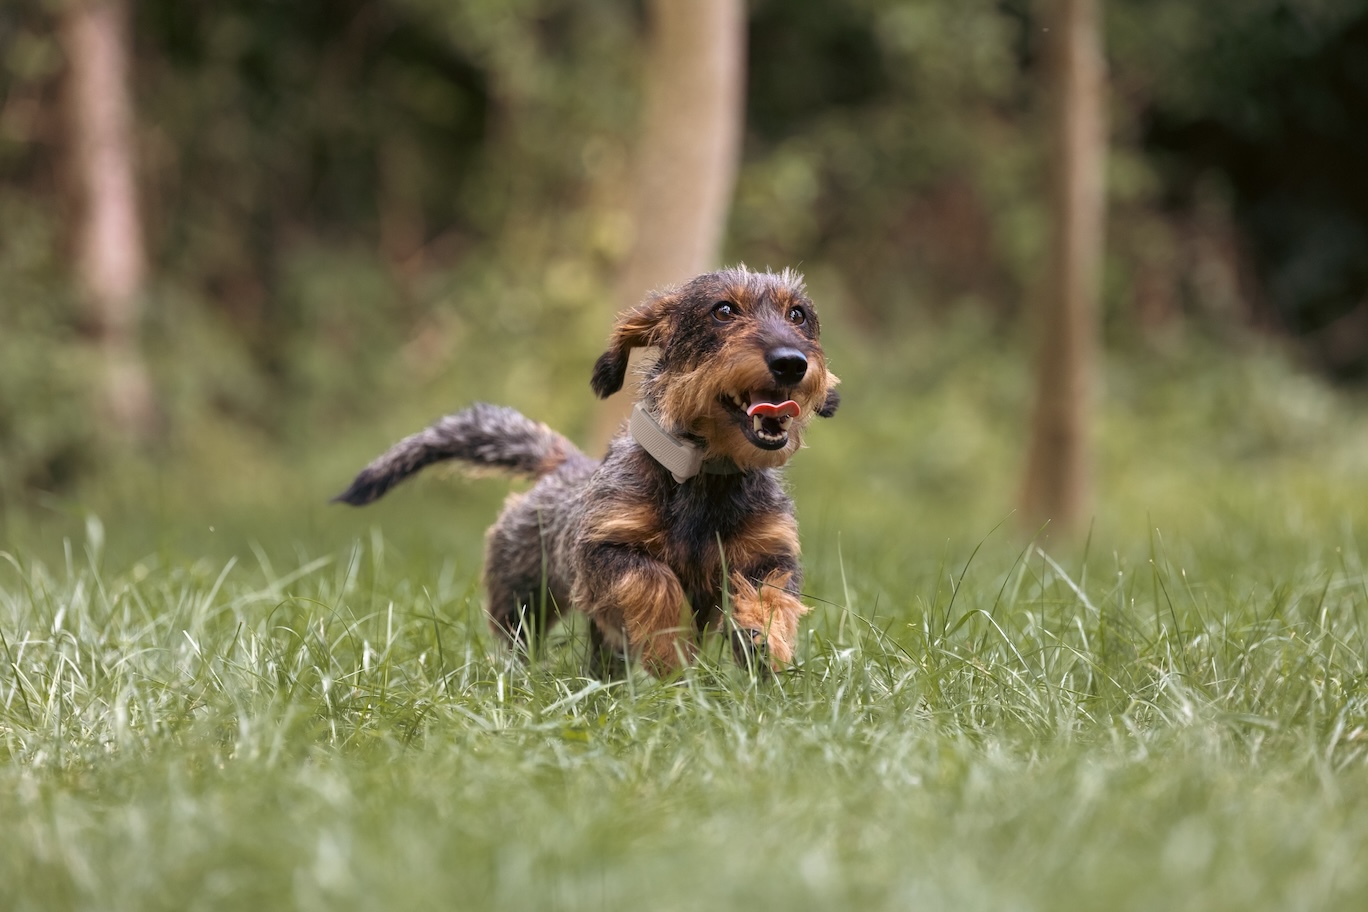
[730,628,775,675]
[588,642,629,681]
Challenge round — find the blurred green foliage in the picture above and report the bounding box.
[1,0,1367,500]
[0,200,94,493]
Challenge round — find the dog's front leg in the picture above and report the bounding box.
[726,569,810,670]
[575,545,693,676]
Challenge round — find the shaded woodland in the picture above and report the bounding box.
[3,0,1367,517]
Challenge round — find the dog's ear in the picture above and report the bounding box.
[816,388,840,418]
[590,292,675,398]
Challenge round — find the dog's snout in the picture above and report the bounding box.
[766,347,808,386]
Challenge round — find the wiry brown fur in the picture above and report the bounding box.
[335,266,839,677]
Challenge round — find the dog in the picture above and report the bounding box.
[334,266,839,677]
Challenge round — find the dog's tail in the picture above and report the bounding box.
[333,403,588,506]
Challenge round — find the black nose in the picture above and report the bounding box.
[766,347,808,386]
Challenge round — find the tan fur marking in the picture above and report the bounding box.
[536,441,568,476]
[726,512,800,572]
[610,566,691,675]
[583,503,663,549]
[608,294,674,354]
[728,570,809,667]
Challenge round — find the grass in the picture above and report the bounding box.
[4,333,1368,910]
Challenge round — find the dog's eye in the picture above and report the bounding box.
[712,301,738,324]
[787,306,807,326]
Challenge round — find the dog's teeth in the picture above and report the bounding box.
[753,415,763,433]
[779,416,792,429]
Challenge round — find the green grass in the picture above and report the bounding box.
[4,335,1368,911]
[4,518,1367,910]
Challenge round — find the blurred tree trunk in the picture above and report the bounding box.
[591,0,746,450]
[62,0,156,441]
[1020,0,1106,535]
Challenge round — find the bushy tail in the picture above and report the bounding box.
[333,403,586,506]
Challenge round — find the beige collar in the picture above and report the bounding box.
[629,403,740,483]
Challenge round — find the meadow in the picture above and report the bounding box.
[4,330,1368,911]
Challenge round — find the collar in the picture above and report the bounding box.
[629,403,740,483]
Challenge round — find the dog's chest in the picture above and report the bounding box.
[661,480,761,599]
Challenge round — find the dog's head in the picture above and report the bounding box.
[592,266,839,471]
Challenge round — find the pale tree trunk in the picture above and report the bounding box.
[63,0,156,441]
[1020,0,1106,536]
[591,0,746,450]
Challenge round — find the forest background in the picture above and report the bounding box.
[3,0,1368,538]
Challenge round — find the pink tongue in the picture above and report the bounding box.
[746,400,801,419]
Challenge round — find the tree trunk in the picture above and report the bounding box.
[1020,0,1106,536]
[63,0,156,441]
[591,0,746,450]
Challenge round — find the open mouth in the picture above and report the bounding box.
[721,390,801,450]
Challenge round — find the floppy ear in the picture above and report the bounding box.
[590,293,674,398]
[817,388,840,418]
